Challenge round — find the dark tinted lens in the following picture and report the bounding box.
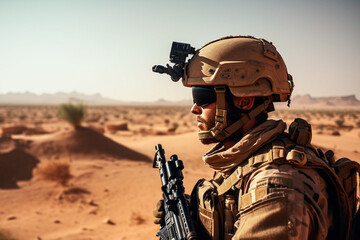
[192,86,216,107]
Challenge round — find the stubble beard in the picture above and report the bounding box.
[197,116,218,145]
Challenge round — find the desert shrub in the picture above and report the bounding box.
[350,113,358,119]
[58,103,86,129]
[6,110,12,118]
[130,211,145,225]
[179,112,187,119]
[0,114,4,123]
[335,119,345,128]
[33,161,72,186]
[18,113,27,121]
[318,124,325,131]
[332,131,341,136]
[325,111,334,118]
[168,122,179,133]
[44,113,53,119]
[0,231,16,240]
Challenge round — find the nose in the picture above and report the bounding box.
[190,103,202,114]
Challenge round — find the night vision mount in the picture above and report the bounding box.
[152,42,196,82]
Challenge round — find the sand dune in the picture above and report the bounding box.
[0,105,359,239]
[0,148,39,189]
[30,127,151,162]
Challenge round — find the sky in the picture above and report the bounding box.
[0,0,359,102]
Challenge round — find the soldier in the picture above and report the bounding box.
[153,36,355,240]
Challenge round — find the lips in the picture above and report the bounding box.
[196,119,205,130]
[196,116,211,131]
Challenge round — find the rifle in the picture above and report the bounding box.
[153,144,198,240]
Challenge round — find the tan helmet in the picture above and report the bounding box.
[183,36,293,102]
[183,36,294,142]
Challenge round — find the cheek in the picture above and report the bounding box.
[203,108,216,122]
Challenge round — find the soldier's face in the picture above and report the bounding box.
[190,102,216,131]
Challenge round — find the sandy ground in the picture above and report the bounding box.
[0,106,359,240]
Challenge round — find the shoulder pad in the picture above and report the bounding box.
[288,118,312,146]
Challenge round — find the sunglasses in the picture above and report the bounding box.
[192,86,217,107]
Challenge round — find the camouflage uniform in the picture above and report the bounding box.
[192,119,340,240]
[152,36,356,240]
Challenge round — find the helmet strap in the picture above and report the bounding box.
[211,86,228,136]
[198,93,274,142]
[217,95,274,140]
[198,86,227,141]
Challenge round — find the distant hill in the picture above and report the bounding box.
[0,91,192,106]
[1,91,358,107]
[290,94,360,107]
[0,91,122,105]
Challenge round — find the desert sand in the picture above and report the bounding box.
[0,105,359,240]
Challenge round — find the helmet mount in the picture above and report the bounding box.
[153,36,293,143]
[152,41,196,82]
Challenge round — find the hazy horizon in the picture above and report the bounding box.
[1,0,359,101]
[0,90,360,103]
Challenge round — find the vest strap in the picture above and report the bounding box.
[216,140,287,196]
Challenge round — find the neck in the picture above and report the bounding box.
[222,117,260,150]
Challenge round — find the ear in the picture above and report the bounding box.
[233,96,255,110]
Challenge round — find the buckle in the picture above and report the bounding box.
[236,167,243,178]
[214,86,226,93]
[286,146,307,167]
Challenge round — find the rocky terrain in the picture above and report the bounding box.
[0,104,359,239]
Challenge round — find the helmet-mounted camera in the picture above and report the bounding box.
[152,42,196,82]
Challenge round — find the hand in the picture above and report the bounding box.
[153,199,165,225]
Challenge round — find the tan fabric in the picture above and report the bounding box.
[203,120,286,175]
[192,119,336,240]
[233,163,333,240]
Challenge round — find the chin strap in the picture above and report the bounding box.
[198,86,227,141]
[198,89,274,142]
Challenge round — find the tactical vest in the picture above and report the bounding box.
[190,118,360,240]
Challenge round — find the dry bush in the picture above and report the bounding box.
[130,211,145,225]
[43,113,53,119]
[58,187,91,202]
[332,131,341,136]
[0,231,16,240]
[33,161,72,186]
[18,113,27,121]
[168,122,179,133]
[58,103,86,129]
[318,124,325,131]
[335,119,345,128]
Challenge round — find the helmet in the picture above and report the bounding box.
[153,36,294,142]
[183,36,292,102]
